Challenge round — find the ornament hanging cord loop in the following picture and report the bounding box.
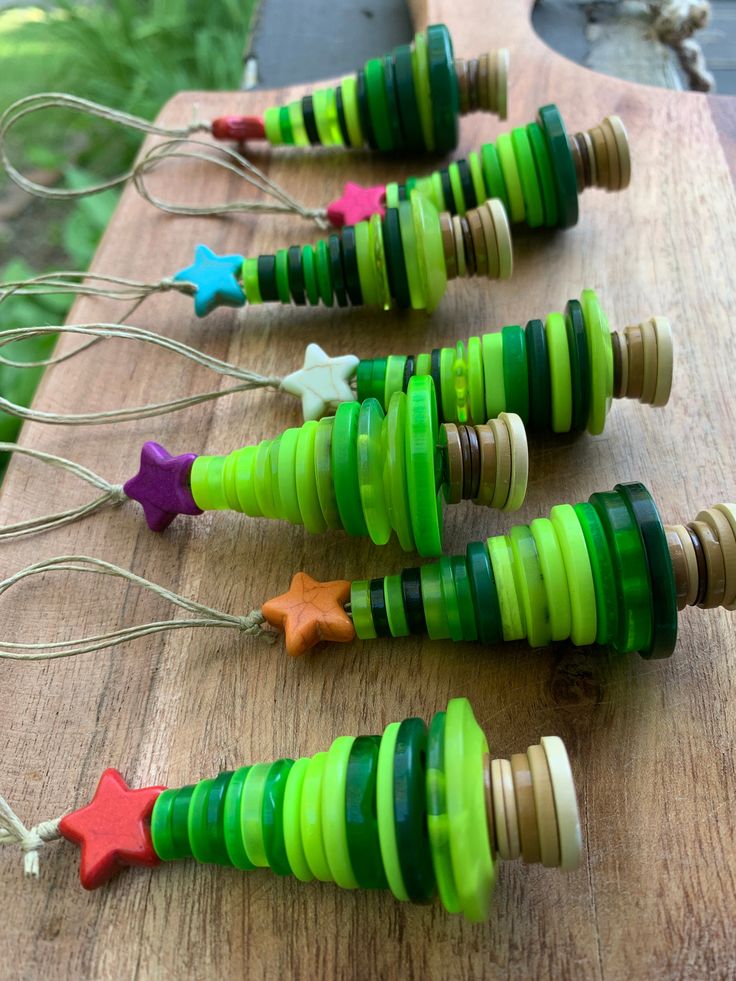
[0,442,127,540]
[0,795,65,879]
[131,137,330,227]
[0,273,197,369]
[0,93,329,227]
[0,92,209,200]
[0,555,276,662]
[0,323,287,424]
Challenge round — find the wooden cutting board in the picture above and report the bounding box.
[1,0,735,976]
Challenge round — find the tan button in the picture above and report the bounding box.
[511,753,541,864]
[478,201,500,280]
[652,317,673,407]
[697,508,736,608]
[489,417,511,510]
[690,520,727,608]
[440,422,463,504]
[527,744,560,868]
[640,317,658,406]
[473,423,497,507]
[605,115,631,189]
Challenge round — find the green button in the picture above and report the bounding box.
[394,718,436,902]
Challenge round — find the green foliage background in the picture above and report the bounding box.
[0,0,257,471]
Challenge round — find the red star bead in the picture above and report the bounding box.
[59,769,165,889]
[327,181,386,227]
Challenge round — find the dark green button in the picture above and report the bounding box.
[331,401,368,536]
[537,104,578,228]
[525,318,551,433]
[257,255,279,302]
[466,541,503,644]
[401,567,427,634]
[382,54,405,151]
[370,577,391,638]
[356,360,373,402]
[615,482,678,659]
[328,233,348,308]
[439,168,454,213]
[565,299,590,432]
[393,43,425,151]
[262,759,294,876]
[301,94,320,145]
[457,159,476,209]
[345,735,387,889]
[341,225,363,305]
[589,490,653,654]
[383,208,411,309]
[426,24,459,153]
[502,324,530,424]
[334,86,351,146]
[393,718,436,902]
[356,69,376,149]
[287,246,305,306]
[315,239,334,306]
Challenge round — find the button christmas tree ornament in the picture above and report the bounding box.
[332,105,631,230]
[123,377,529,555]
[2,699,582,923]
[219,25,508,154]
[1,488,734,664]
[171,192,511,318]
[0,291,674,439]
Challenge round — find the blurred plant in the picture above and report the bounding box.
[0,0,257,474]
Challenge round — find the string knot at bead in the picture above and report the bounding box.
[0,795,63,879]
[236,610,277,642]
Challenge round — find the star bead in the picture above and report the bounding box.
[123,441,202,532]
[327,181,386,227]
[280,343,359,420]
[174,244,246,317]
[59,769,165,890]
[262,572,355,657]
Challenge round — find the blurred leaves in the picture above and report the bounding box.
[0,0,257,474]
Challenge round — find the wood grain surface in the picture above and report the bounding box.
[1,1,735,977]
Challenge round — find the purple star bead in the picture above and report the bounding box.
[123,442,202,532]
[326,181,386,227]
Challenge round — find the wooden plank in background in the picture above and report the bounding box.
[0,0,735,976]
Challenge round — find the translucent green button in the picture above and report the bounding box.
[357,398,391,545]
[444,698,495,922]
[405,376,442,557]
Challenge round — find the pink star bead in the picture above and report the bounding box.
[327,181,386,227]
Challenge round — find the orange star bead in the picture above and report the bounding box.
[262,572,355,656]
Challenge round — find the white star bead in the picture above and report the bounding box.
[281,343,359,421]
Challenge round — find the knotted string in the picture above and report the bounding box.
[0,442,127,540]
[0,555,276,661]
[1,93,330,227]
[0,323,287,423]
[0,796,64,878]
[0,92,210,199]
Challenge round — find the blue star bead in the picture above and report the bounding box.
[173,244,246,317]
